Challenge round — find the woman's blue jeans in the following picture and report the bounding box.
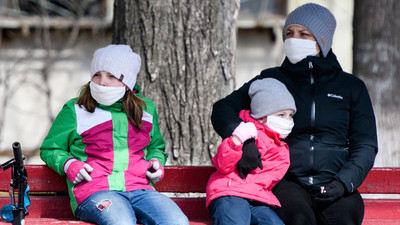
[208,196,284,225]
[75,189,189,225]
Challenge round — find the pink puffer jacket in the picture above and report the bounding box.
[206,110,290,207]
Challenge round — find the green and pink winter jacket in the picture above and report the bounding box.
[40,85,166,214]
[206,110,290,208]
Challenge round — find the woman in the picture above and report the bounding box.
[40,44,189,225]
[211,3,377,225]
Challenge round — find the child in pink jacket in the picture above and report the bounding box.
[206,78,296,225]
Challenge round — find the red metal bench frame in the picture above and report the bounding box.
[0,166,399,225]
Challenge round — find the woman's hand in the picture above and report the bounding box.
[315,180,346,203]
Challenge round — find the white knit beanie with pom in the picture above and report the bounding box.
[90,44,141,91]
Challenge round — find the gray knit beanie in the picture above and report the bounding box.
[249,78,296,119]
[282,3,336,57]
[90,44,141,91]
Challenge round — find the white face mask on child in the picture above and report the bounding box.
[90,81,126,106]
[265,116,294,139]
[283,38,319,64]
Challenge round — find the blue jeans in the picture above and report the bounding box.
[208,196,285,225]
[75,189,189,225]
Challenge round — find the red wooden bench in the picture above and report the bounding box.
[0,166,399,224]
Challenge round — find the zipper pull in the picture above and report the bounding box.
[309,61,314,85]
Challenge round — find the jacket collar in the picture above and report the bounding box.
[97,101,124,112]
[281,50,343,79]
[97,83,143,112]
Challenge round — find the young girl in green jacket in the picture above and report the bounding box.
[40,44,188,225]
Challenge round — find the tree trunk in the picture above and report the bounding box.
[112,0,239,165]
[353,0,400,166]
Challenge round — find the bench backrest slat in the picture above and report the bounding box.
[0,166,398,194]
[357,167,400,194]
[154,166,215,192]
[0,165,66,192]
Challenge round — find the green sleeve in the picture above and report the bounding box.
[40,99,79,175]
[142,98,167,166]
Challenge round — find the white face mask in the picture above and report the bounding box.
[265,116,294,139]
[283,38,319,64]
[89,81,126,106]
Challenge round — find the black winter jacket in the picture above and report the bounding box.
[211,52,378,193]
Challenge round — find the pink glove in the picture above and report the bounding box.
[232,122,258,143]
[146,159,164,184]
[64,158,93,184]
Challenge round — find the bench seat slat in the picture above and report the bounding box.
[1,219,398,225]
[0,197,211,221]
[1,197,398,221]
[0,219,211,225]
[362,220,400,225]
[364,199,400,219]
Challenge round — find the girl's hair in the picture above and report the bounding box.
[77,83,146,129]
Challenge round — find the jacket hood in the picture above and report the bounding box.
[239,110,283,144]
[133,83,142,96]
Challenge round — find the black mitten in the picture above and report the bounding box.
[315,179,346,203]
[237,139,263,179]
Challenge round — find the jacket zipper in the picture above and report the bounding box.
[309,61,316,128]
[309,61,316,185]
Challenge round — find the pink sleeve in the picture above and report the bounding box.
[212,137,243,174]
[259,145,290,188]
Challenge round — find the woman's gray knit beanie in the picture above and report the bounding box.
[282,3,336,57]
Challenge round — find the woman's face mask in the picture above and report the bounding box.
[283,38,319,64]
[90,81,126,106]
